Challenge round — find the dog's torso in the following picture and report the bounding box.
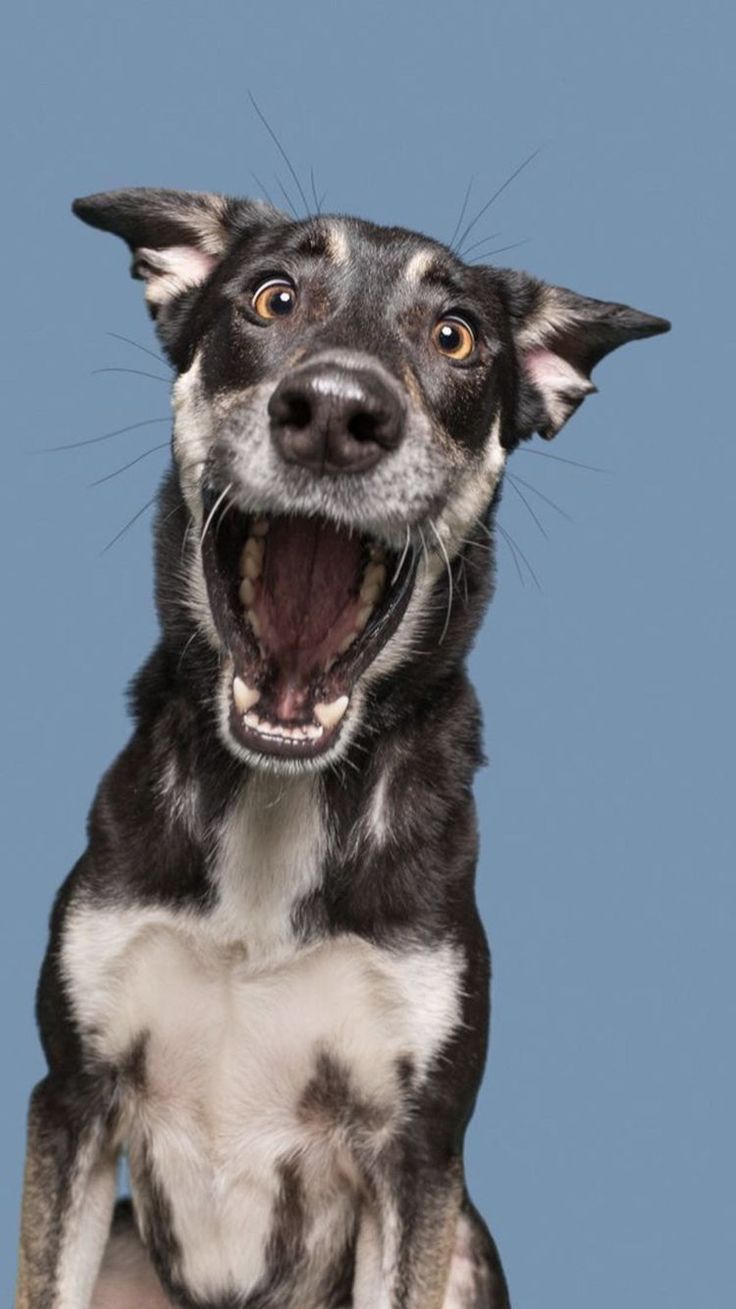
[60,772,466,1306]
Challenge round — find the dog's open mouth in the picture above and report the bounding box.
[201,494,417,759]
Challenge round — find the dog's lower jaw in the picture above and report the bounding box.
[215,658,369,774]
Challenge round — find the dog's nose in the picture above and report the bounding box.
[268,363,404,475]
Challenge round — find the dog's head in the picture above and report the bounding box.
[74,188,668,773]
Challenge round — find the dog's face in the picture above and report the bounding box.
[74,189,668,773]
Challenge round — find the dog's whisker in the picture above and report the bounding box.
[517,446,609,473]
[248,91,311,218]
[105,331,169,366]
[448,176,475,252]
[428,519,454,645]
[92,366,171,384]
[507,471,574,523]
[456,536,493,554]
[497,520,542,590]
[90,442,170,488]
[176,628,201,675]
[467,239,531,264]
[250,171,279,210]
[309,167,322,218]
[200,484,234,550]
[391,526,413,586]
[456,146,541,254]
[101,494,158,554]
[274,174,299,221]
[505,475,549,540]
[495,522,526,587]
[455,230,502,258]
[42,416,171,453]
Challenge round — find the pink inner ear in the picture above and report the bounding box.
[523,347,589,395]
[137,244,218,306]
[522,346,595,435]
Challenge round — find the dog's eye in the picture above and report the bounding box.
[432,316,476,361]
[252,279,297,320]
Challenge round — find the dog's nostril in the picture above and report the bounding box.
[280,393,312,430]
[347,411,382,443]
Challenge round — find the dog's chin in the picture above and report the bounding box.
[201,491,418,771]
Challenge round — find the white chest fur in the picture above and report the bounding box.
[61,775,464,1301]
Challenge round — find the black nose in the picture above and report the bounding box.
[268,363,404,475]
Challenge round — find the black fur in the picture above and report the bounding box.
[17,187,669,1309]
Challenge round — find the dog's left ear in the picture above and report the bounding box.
[497,269,670,439]
[72,187,278,314]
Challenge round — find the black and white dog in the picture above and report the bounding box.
[16,188,668,1309]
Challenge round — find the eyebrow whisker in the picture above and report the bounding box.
[456,147,541,255]
[248,90,311,217]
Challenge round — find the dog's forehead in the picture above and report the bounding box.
[249,214,465,293]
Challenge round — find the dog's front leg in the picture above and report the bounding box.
[353,1159,464,1309]
[16,1076,117,1309]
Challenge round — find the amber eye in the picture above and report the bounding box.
[432,315,476,361]
[252,278,297,320]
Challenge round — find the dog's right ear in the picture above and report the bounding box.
[72,188,278,314]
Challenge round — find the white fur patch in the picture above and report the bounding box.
[325,222,350,266]
[404,249,436,284]
[137,244,217,307]
[61,776,465,1304]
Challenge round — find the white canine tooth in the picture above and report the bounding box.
[338,631,356,655]
[355,604,373,632]
[239,577,255,607]
[251,518,269,536]
[314,695,349,730]
[241,538,264,580]
[233,677,260,714]
[244,711,261,729]
[363,562,386,591]
[360,579,383,604]
[247,610,261,637]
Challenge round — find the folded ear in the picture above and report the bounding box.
[72,187,279,313]
[497,269,670,439]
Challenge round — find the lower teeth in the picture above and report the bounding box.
[241,709,324,743]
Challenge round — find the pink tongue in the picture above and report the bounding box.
[257,516,363,681]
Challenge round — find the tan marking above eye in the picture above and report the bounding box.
[252,279,297,320]
[432,316,476,361]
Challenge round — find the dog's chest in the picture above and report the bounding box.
[62,776,463,1299]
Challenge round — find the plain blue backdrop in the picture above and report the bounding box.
[2,2,733,1305]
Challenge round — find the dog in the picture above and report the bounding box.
[15,186,668,1309]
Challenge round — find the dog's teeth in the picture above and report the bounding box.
[314,695,349,730]
[363,562,386,591]
[241,538,264,580]
[338,632,357,655]
[251,518,269,537]
[244,710,262,729]
[247,609,262,637]
[239,577,255,607]
[233,677,260,714]
[355,604,373,632]
[360,563,385,604]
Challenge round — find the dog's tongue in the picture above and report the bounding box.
[256,516,364,689]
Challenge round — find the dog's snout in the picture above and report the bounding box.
[268,364,404,475]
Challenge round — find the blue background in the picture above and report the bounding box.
[2,2,733,1305]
